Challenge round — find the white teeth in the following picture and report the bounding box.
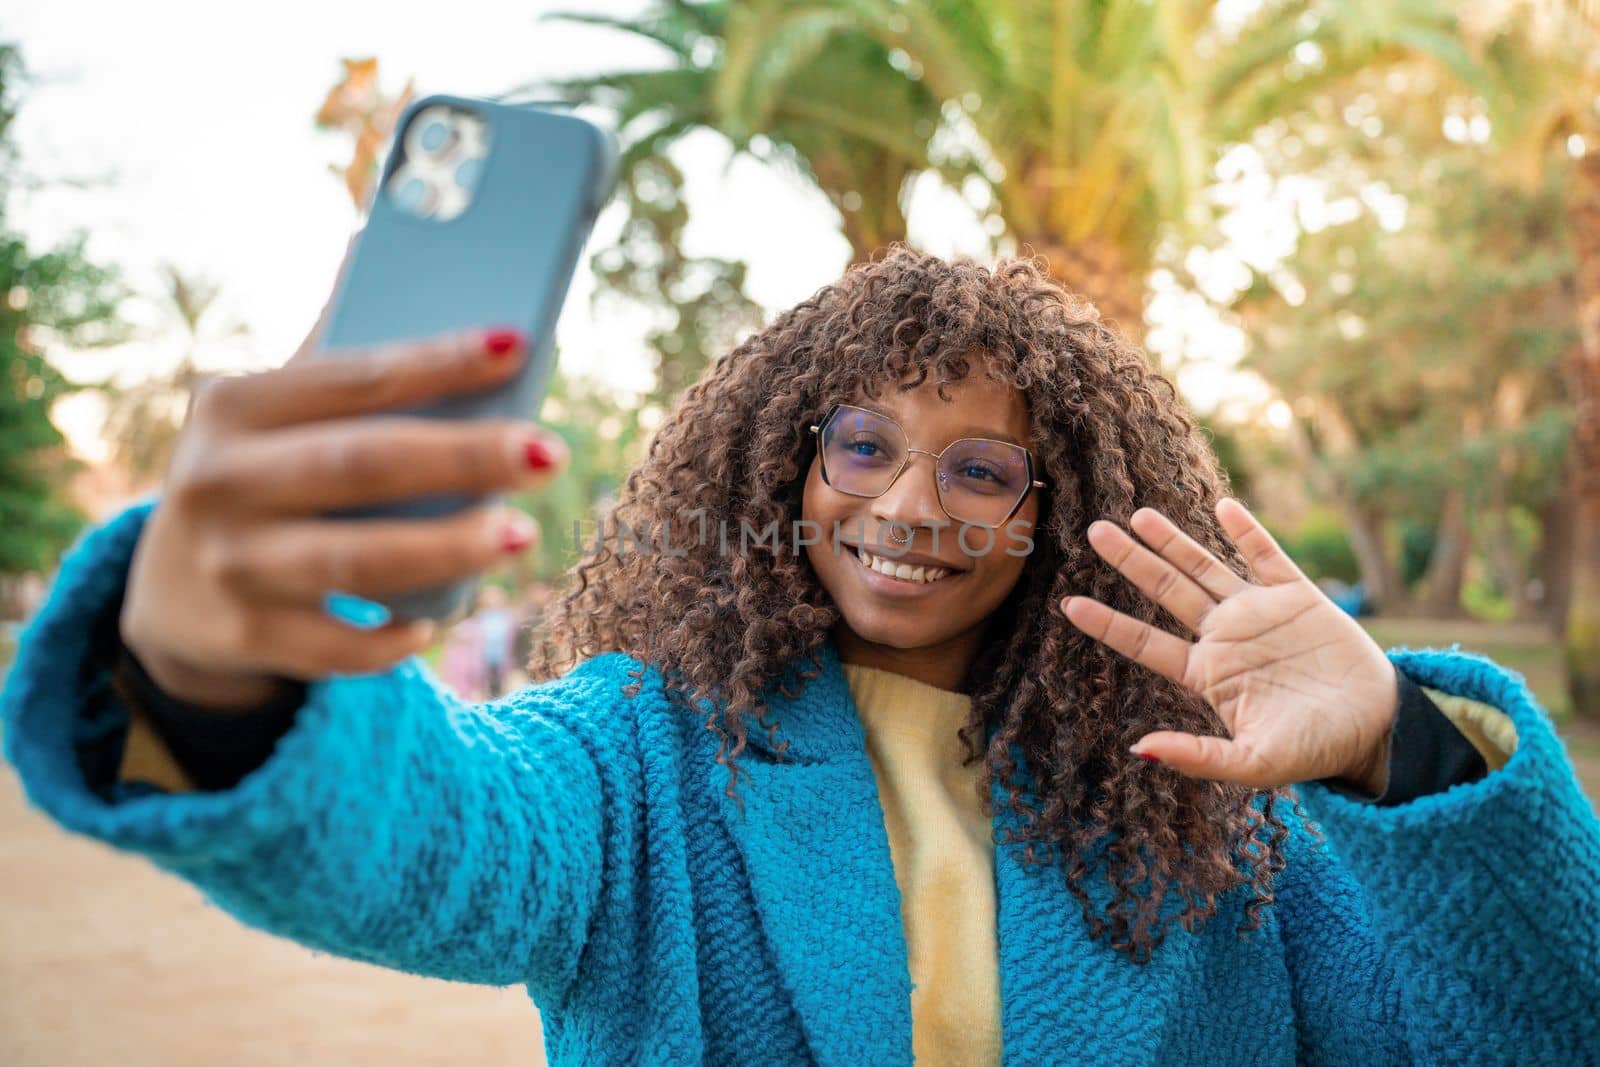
[855,545,951,584]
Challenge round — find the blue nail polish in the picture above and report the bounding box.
[323,591,392,629]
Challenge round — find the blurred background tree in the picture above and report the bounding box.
[0,42,125,599]
[1462,0,1600,715]
[315,57,417,211]
[1202,60,1575,620]
[97,265,249,489]
[589,0,1489,340]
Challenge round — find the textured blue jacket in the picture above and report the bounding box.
[5,503,1600,1065]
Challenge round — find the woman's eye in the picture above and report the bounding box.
[848,440,882,457]
[961,463,1002,482]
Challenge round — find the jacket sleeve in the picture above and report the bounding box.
[1,501,640,1003]
[1312,667,1509,806]
[1276,646,1600,1064]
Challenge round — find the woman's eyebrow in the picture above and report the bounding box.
[855,403,1026,448]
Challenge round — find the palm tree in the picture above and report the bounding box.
[540,0,943,264]
[1465,0,1600,715]
[100,266,245,487]
[714,0,1487,335]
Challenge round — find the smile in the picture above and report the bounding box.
[851,544,963,586]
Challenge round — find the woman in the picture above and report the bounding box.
[4,248,1596,1065]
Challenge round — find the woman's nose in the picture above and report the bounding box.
[871,452,948,535]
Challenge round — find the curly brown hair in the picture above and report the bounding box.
[527,244,1316,965]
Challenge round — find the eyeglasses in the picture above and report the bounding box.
[808,403,1048,527]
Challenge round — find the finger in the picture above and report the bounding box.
[251,609,439,680]
[218,506,538,602]
[1129,730,1270,787]
[289,230,362,365]
[1083,519,1220,633]
[1216,497,1305,586]
[1127,507,1252,602]
[1060,595,1192,687]
[189,417,568,513]
[197,325,529,430]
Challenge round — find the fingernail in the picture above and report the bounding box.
[524,437,555,471]
[484,327,525,357]
[1135,750,1160,764]
[323,591,391,629]
[502,512,535,552]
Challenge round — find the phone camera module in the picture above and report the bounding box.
[388,103,491,222]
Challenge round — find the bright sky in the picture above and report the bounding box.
[3,0,1292,464]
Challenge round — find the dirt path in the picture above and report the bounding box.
[0,761,547,1067]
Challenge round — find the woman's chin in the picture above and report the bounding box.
[836,608,949,651]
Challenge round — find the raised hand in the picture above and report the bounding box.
[1059,498,1398,794]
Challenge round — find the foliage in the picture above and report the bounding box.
[542,0,943,261]
[314,57,415,211]
[589,154,762,407]
[1284,505,1361,584]
[97,264,245,488]
[1211,60,1575,607]
[0,43,126,578]
[709,0,1487,328]
[508,367,652,580]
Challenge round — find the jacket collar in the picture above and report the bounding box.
[744,634,868,762]
[703,632,1177,1065]
[699,633,914,1064]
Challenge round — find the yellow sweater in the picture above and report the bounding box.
[843,663,1004,1066]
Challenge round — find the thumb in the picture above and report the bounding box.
[1130,731,1262,785]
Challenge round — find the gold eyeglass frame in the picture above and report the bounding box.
[807,402,1048,527]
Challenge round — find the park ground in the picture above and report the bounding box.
[2,621,1596,1066]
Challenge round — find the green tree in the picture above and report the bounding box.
[588,154,762,407]
[712,0,1487,337]
[509,368,652,581]
[1464,0,1600,715]
[1216,64,1574,618]
[542,0,943,263]
[0,43,125,582]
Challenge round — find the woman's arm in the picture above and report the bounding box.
[3,502,640,1004]
[1277,647,1600,1063]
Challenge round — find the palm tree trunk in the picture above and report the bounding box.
[1019,234,1147,340]
[1566,141,1600,719]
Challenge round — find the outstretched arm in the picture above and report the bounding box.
[3,503,642,1003]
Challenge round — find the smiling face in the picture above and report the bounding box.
[802,365,1041,689]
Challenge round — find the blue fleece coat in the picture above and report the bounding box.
[4,502,1600,1065]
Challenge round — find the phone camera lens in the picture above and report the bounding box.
[418,119,452,155]
[453,157,483,191]
[393,175,436,216]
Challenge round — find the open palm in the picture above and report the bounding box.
[1060,498,1399,792]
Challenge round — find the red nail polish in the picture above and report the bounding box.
[502,519,534,553]
[524,438,554,470]
[1136,752,1160,763]
[484,328,525,357]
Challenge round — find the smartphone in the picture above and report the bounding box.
[317,94,617,623]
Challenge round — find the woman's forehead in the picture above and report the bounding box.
[849,367,1031,437]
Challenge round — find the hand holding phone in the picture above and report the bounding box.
[316,96,617,622]
[119,300,567,710]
